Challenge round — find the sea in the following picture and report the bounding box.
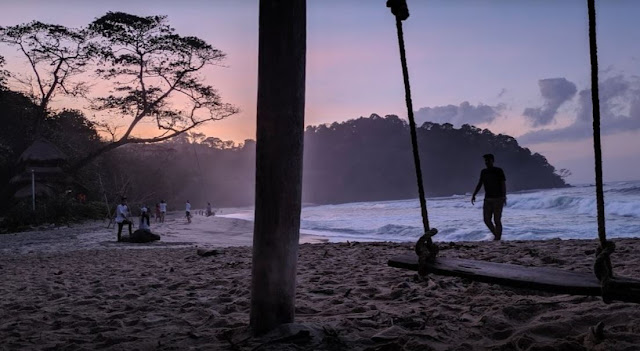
[219,181,640,243]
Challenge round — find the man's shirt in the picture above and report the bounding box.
[116,204,129,223]
[480,167,506,198]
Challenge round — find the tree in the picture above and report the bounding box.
[0,89,40,188]
[0,22,94,135]
[71,12,238,171]
[0,55,9,89]
[556,168,572,179]
[45,109,102,163]
[250,0,306,335]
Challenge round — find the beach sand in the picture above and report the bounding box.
[1,214,640,350]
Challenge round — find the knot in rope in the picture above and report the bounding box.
[594,240,615,302]
[415,228,439,276]
[386,0,409,21]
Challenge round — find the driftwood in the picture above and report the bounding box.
[389,254,640,303]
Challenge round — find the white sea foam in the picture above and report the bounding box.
[219,181,640,243]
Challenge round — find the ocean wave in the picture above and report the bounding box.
[374,224,423,238]
[606,185,640,196]
[508,194,640,218]
[300,221,423,241]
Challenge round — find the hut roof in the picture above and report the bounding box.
[18,139,67,163]
[9,167,69,184]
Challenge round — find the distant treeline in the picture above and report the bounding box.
[303,114,568,203]
[1,88,568,214]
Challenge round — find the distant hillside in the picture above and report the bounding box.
[0,89,569,210]
[302,114,568,204]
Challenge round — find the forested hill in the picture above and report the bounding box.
[0,87,568,208]
[302,114,568,204]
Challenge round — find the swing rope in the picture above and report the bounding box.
[387,0,439,271]
[587,0,615,299]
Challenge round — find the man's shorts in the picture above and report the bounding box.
[483,197,505,218]
[186,211,191,217]
[117,219,132,226]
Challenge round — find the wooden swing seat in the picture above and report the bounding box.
[388,254,640,303]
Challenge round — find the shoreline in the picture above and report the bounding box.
[0,212,330,255]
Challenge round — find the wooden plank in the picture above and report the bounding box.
[389,254,640,303]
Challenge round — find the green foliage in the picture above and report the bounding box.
[44,109,102,164]
[303,114,569,203]
[0,89,40,191]
[0,197,106,233]
[96,115,569,208]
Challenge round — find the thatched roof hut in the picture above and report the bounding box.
[18,139,67,164]
[11,139,72,198]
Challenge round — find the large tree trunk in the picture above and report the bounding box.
[250,0,306,335]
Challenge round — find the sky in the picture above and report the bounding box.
[1,0,640,184]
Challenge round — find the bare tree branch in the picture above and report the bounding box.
[66,12,237,171]
[0,22,95,134]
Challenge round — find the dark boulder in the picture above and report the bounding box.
[127,229,160,243]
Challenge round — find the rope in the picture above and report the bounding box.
[587,0,614,298]
[387,0,438,267]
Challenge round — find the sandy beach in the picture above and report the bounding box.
[2,213,640,350]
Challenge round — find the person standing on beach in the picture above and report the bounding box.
[159,200,167,223]
[140,205,151,230]
[185,200,192,223]
[206,202,213,217]
[115,197,133,242]
[155,203,161,223]
[471,154,507,240]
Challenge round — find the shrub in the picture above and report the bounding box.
[0,197,108,233]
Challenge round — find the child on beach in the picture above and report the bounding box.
[159,200,167,223]
[115,197,132,242]
[140,205,150,230]
[155,203,161,223]
[185,200,192,223]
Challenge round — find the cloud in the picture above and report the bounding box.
[522,78,577,127]
[414,101,503,126]
[519,75,640,144]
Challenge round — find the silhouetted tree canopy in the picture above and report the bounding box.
[0,89,102,208]
[0,21,94,135]
[0,12,238,173]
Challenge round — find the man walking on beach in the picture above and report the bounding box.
[471,154,507,240]
[115,197,133,242]
[185,200,192,223]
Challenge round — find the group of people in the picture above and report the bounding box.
[115,198,215,240]
[184,201,216,223]
[115,154,504,242]
[114,198,168,241]
[154,200,168,223]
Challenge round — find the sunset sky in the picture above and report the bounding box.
[2,0,640,184]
